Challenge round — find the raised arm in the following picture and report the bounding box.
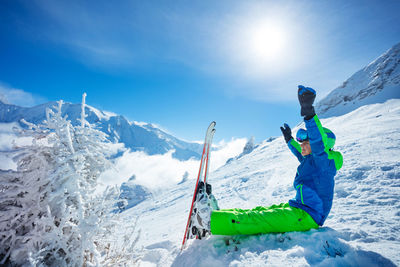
[298,85,330,169]
[305,114,330,168]
[280,123,303,162]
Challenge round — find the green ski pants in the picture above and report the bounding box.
[210,203,319,235]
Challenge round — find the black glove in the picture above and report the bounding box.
[298,85,316,120]
[280,123,293,143]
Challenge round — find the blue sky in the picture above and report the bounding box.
[0,0,399,142]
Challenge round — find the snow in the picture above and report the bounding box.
[2,43,400,266]
[0,122,32,170]
[133,120,149,127]
[0,99,132,266]
[0,93,8,104]
[125,99,400,266]
[119,177,152,210]
[103,110,118,117]
[98,138,246,190]
[316,42,400,118]
[0,100,204,160]
[0,122,20,150]
[0,153,16,171]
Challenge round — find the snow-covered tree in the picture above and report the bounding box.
[0,137,54,265]
[0,94,139,266]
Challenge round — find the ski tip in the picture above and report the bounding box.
[207,121,216,130]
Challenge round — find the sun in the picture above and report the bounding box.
[228,19,289,76]
[246,24,286,62]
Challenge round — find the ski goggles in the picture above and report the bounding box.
[296,129,309,142]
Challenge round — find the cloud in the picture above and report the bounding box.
[26,1,306,77]
[0,83,45,107]
[146,2,324,102]
[155,1,342,102]
[211,138,248,172]
[0,122,34,150]
[99,150,199,190]
[0,122,33,170]
[0,154,17,171]
[98,137,247,190]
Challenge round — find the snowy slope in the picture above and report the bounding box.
[0,100,202,160]
[125,99,400,266]
[118,175,152,211]
[316,42,400,118]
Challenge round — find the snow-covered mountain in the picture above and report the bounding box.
[316,42,400,118]
[127,98,400,267]
[0,100,202,160]
[3,41,400,265]
[122,44,400,266]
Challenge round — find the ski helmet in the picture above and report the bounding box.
[296,127,336,149]
[296,128,309,142]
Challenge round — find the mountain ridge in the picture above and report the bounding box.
[316,42,400,117]
[0,100,202,160]
[129,98,400,266]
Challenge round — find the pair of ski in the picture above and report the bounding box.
[181,121,216,251]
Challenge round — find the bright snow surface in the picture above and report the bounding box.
[316,42,400,118]
[125,99,400,266]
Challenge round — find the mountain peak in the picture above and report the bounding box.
[0,100,202,160]
[316,42,400,118]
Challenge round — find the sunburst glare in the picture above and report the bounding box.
[246,23,286,63]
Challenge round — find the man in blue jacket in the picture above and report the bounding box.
[195,86,343,236]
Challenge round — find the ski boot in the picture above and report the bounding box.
[191,181,219,239]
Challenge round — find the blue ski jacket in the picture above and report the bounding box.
[288,115,343,226]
